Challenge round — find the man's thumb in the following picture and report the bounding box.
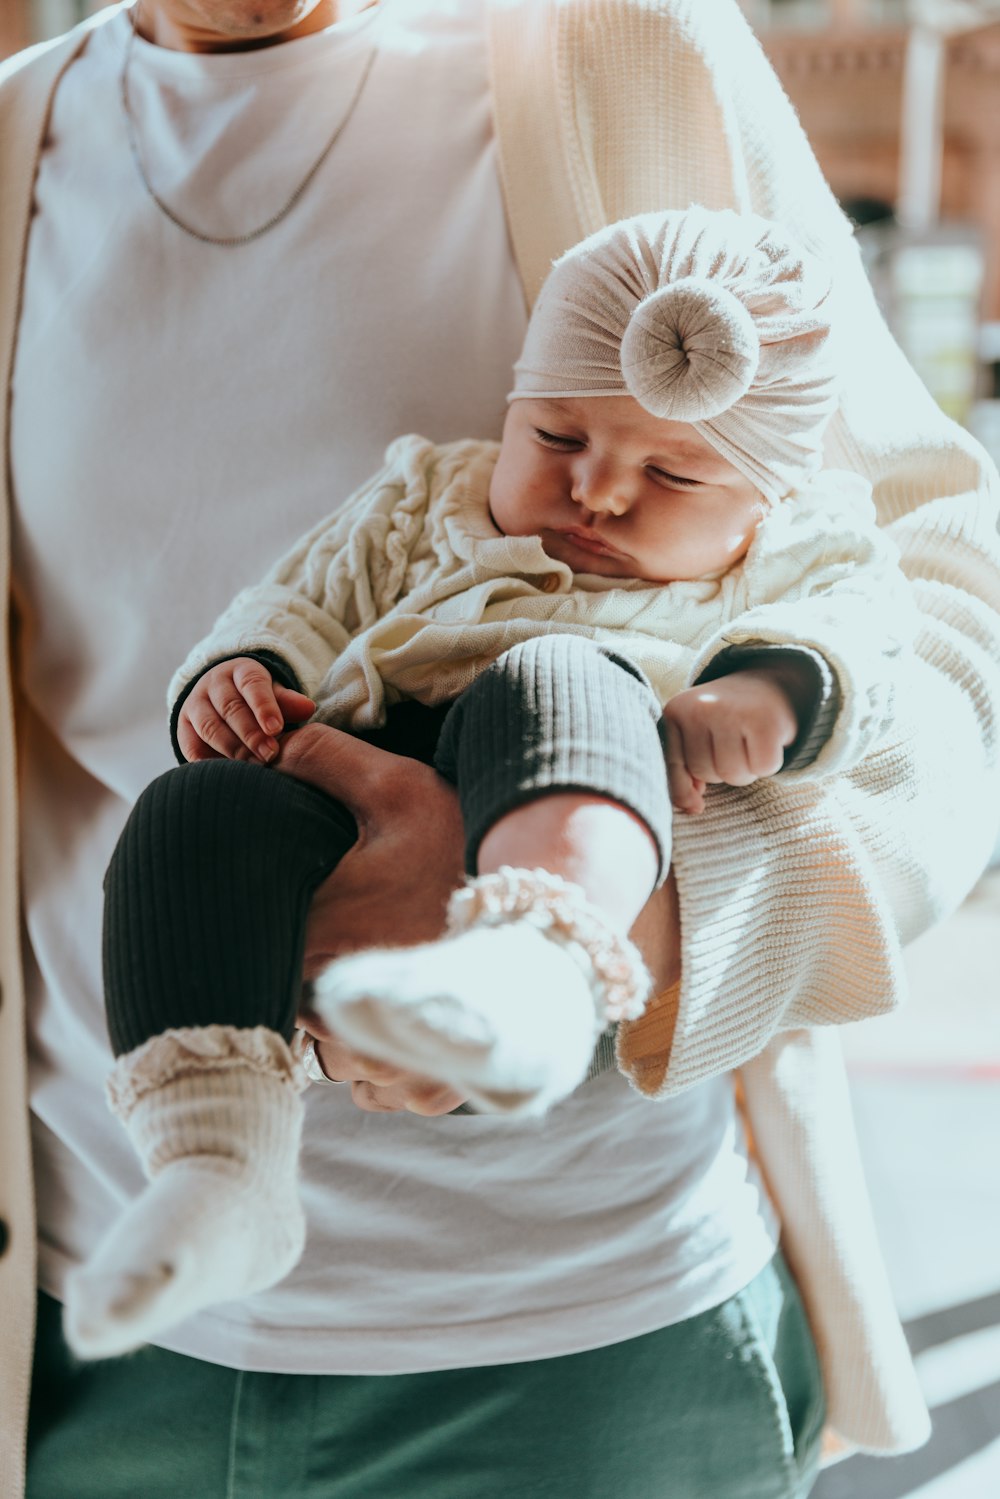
[274,722,389,812]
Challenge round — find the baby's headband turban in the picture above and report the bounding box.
[510,206,839,503]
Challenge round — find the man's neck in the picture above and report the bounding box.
[131,1,370,54]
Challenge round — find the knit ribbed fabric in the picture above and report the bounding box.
[104,1023,306,1125]
[108,1028,304,1168]
[436,636,672,881]
[103,759,357,1054]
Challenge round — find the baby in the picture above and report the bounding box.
[65,206,913,1359]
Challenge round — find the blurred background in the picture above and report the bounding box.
[3,2,1000,1495]
[7,0,1000,463]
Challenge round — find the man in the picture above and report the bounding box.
[2,1,998,1495]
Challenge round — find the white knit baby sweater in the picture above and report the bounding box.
[172,434,915,783]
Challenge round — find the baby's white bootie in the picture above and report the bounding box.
[63,1025,307,1360]
[312,867,652,1116]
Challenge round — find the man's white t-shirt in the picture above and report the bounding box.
[11,0,777,1373]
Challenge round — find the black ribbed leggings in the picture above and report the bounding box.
[103,638,671,1057]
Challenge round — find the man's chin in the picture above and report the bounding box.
[174,0,337,47]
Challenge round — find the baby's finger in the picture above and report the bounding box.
[664,720,702,814]
[231,659,287,737]
[684,775,706,815]
[181,701,250,762]
[666,752,700,813]
[709,728,758,787]
[671,770,705,815]
[272,683,317,724]
[207,674,279,762]
[744,724,786,779]
[176,713,224,764]
[673,719,719,786]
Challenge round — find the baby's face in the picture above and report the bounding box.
[489,395,764,583]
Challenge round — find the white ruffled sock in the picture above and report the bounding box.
[63,1026,307,1360]
[312,868,651,1116]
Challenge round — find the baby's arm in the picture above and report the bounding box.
[677,470,919,803]
[168,436,446,757]
[176,657,316,764]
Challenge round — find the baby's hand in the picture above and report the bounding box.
[662,669,798,815]
[177,658,316,764]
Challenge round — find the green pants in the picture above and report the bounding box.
[27,1251,824,1499]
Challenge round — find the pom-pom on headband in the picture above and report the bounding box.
[510,207,839,503]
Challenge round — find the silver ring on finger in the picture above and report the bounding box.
[292,1030,350,1085]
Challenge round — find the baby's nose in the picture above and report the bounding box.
[571,468,632,516]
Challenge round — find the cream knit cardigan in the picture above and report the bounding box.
[3,3,1000,1492]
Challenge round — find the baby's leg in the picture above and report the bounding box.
[65,760,357,1359]
[450,635,667,916]
[314,637,671,1113]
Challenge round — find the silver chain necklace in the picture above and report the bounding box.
[119,6,378,248]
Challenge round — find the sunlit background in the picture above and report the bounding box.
[5,0,1000,462]
[3,4,1000,1496]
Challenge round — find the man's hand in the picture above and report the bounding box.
[275,722,467,974]
[662,669,798,814]
[278,723,470,1112]
[277,721,682,1110]
[177,658,315,764]
[296,1006,468,1116]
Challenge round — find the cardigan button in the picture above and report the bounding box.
[0,1219,8,1259]
[540,572,562,594]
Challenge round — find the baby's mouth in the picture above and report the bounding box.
[551,527,625,558]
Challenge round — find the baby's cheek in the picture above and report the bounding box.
[486,476,510,534]
[491,482,537,538]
